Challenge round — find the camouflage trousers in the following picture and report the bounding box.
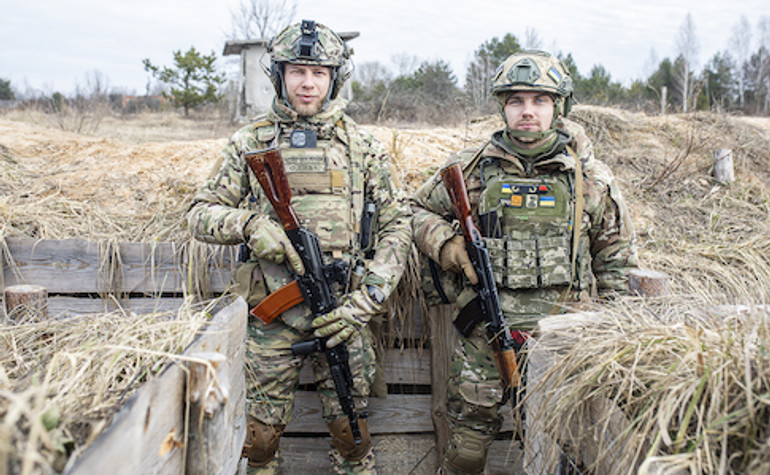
[442,324,524,474]
[245,317,377,474]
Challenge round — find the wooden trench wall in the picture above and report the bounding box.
[1,237,521,474]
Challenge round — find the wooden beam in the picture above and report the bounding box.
[3,238,235,295]
[66,298,247,475]
[275,435,520,474]
[298,348,431,386]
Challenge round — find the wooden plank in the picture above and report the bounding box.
[285,393,434,434]
[285,392,514,434]
[429,304,457,460]
[3,237,235,295]
[45,296,187,317]
[299,348,431,386]
[67,297,247,475]
[274,435,520,474]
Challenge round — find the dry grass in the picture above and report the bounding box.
[0,297,217,474]
[527,298,769,474]
[1,106,770,473]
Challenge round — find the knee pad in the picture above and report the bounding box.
[241,416,285,468]
[327,416,372,462]
[443,427,495,474]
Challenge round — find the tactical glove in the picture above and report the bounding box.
[439,235,479,285]
[312,287,383,348]
[244,215,305,275]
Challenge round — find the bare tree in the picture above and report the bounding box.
[391,53,421,77]
[524,27,543,50]
[759,16,770,113]
[642,48,660,79]
[729,15,752,107]
[675,12,699,112]
[355,61,393,85]
[228,0,296,40]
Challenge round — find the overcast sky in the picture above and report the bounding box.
[2,0,768,96]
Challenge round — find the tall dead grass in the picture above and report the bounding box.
[527,298,769,474]
[0,298,216,474]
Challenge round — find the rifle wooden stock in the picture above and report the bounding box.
[441,161,521,388]
[244,147,300,231]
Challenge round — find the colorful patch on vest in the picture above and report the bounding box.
[501,183,513,194]
[509,195,523,207]
[526,195,539,209]
[547,67,562,84]
[539,196,556,207]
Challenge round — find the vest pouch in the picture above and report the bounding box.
[482,237,506,287]
[537,235,571,287]
[504,239,538,289]
[290,194,352,252]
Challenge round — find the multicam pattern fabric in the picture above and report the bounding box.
[411,118,638,472]
[269,21,350,67]
[188,96,411,473]
[412,117,638,328]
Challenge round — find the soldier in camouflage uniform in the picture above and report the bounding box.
[187,20,412,475]
[411,50,639,473]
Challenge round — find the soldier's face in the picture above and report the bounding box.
[284,64,332,117]
[504,91,555,148]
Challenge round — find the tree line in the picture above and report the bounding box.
[3,12,769,125]
[348,13,770,124]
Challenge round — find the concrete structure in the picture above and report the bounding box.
[223,31,359,121]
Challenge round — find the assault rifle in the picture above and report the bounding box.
[244,147,365,444]
[440,161,521,388]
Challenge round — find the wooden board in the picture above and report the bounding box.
[299,348,431,386]
[285,392,514,434]
[2,237,235,294]
[274,435,521,474]
[66,298,247,475]
[44,296,187,316]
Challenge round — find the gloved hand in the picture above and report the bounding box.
[312,288,383,348]
[439,235,479,285]
[244,215,305,275]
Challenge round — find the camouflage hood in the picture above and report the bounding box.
[487,117,595,176]
[268,96,349,137]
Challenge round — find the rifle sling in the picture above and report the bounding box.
[250,280,305,325]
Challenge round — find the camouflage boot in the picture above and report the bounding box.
[441,425,495,474]
[329,445,376,475]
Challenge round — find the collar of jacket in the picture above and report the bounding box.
[268,97,348,140]
[487,128,577,175]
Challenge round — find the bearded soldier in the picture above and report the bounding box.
[411,50,639,473]
[188,20,411,474]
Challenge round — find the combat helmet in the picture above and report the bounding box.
[267,20,352,104]
[491,50,574,128]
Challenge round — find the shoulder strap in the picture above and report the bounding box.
[567,145,584,285]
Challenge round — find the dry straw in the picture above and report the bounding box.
[0,298,215,474]
[526,297,769,474]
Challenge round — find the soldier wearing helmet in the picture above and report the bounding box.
[188,20,412,474]
[411,50,638,473]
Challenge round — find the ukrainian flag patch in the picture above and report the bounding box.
[493,65,504,81]
[540,196,556,207]
[501,183,513,194]
[547,67,562,83]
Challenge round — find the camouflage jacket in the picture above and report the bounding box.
[188,98,412,330]
[411,118,639,328]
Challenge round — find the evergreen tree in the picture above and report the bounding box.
[143,47,226,116]
[0,78,14,100]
